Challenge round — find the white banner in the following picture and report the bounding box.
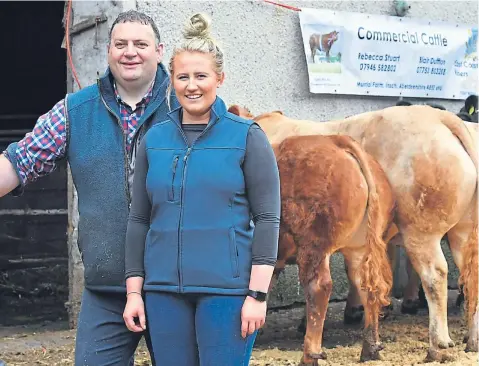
[299,8,477,100]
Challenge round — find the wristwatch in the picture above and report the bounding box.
[247,289,268,302]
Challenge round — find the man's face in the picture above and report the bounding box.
[108,22,163,87]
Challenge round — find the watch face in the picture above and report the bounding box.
[249,290,267,302]
[256,291,267,302]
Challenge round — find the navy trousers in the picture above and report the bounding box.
[75,288,155,366]
[145,292,257,366]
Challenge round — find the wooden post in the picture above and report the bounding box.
[63,0,83,329]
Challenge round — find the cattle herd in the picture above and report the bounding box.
[228,94,478,365]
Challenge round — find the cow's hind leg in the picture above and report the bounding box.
[447,218,478,352]
[403,233,455,362]
[401,258,423,314]
[465,304,479,353]
[343,248,384,362]
[343,258,364,325]
[298,252,332,366]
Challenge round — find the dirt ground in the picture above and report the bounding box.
[0,290,478,366]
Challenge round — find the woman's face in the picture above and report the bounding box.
[172,51,224,124]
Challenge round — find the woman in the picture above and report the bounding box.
[123,12,280,366]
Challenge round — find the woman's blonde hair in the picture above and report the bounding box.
[167,13,224,109]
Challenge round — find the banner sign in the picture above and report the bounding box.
[298,8,477,100]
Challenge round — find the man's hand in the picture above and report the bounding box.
[241,295,267,338]
[123,293,146,332]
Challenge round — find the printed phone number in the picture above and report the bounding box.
[416,66,447,75]
[359,63,396,72]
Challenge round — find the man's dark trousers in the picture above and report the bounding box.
[74,289,155,366]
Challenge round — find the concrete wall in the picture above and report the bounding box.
[67,0,478,322]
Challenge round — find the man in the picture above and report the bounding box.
[0,10,177,365]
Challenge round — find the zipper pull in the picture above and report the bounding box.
[183,148,192,162]
[172,156,179,171]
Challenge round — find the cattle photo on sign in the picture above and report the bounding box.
[229,103,478,362]
[309,31,340,63]
[300,22,343,74]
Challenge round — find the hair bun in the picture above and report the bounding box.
[183,13,211,40]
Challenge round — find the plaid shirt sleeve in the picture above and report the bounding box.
[3,99,67,188]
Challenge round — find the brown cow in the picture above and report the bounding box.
[271,133,394,364]
[309,31,339,63]
[229,104,478,361]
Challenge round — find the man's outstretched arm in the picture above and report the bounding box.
[0,99,68,198]
[0,154,20,198]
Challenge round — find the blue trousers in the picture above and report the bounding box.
[145,292,257,366]
[75,288,155,366]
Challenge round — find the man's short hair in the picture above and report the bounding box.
[109,10,161,44]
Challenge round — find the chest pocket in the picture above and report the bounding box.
[146,149,185,204]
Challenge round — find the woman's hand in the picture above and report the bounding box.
[123,293,146,332]
[241,295,267,338]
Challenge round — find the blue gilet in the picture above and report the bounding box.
[143,97,255,295]
[66,64,176,292]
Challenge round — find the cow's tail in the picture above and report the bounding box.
[440,111,478,324]
[333,135,393,327]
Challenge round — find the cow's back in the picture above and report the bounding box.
[338,106,476,232]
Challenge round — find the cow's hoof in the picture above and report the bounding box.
[360,342,384,362]
[425,348,455,363]
[298,360,319,366]
[344,305,364,325]
[310,352,327,360]
[299,352,327,365]
[465,337,478,353]
[401,299,419,315]
[297,316,306,335]
[438,338,455,349]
